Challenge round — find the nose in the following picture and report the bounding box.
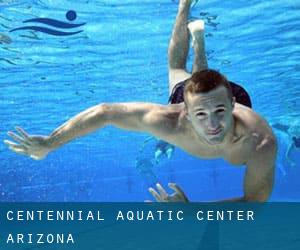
[207,115,219,130]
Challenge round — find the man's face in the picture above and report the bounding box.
[185,86,234,145]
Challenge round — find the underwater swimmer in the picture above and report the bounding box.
[4,0,277,202]
[135,158,158,186]
[138,136,175,164]
[289,136,300,167]
[273,120,300,168]
[154,140,175,163]
[154,0,251,164]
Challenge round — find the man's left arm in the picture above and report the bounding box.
[148,135,277,203]
[242,135,277,202]
[216,134,277,202]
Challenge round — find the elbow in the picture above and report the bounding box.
[79,103,112,128]
[95,103,112,123]
[100,103,110,111]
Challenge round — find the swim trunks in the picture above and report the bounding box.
[168,79,252,108]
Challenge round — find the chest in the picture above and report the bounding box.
[223,135,254,166]
[178,133,253,165]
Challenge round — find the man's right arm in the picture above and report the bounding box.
[48,102,176,147]
[5,103,178,159]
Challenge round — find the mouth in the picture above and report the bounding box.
[207,127,222,136]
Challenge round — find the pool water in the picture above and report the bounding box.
[0,0,299,201]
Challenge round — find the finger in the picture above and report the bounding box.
[3,140,27,151]
[148,187,161,202]
[168,183,187,199]
[7,131,28,145]
[8,146,27,155]
[156,183,168,199]
[4,139,17,147]
[4,140,26,149]
[4,139,26,150]
[15,127,30,140]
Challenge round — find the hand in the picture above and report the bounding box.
[147,183,189,202]
[4,127,51,160]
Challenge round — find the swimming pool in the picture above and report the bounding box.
[0,0,299,201]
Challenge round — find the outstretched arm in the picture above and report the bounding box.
[148,135,277,203]
[4,103,178,160]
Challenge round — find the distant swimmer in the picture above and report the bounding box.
[135,158,158,187]
[4,0,277,202]
[273,128,291,177]
[135,138,174,187]
[154,140,175,164]
[135,137,163,186]
[138,136,174,165]
[273,120,300,168]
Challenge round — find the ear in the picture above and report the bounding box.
[184,105,190,120]
[231,97,236,108]
[186,113,191,121]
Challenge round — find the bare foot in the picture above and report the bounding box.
[188,20,205,34]
[188,20,205,47]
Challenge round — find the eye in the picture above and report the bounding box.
[196,112,207,117]
[215,109,225,114]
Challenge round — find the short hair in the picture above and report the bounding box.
[183,69,233,105]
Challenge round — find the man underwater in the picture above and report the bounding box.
[273,120,300,168]
[4,0,277,202]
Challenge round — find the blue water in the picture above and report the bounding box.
[0,0,299,201]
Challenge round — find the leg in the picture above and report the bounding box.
[188,20,208,73]
[168,0,192,95]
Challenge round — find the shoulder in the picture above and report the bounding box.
[233,103,277,153]
[144,103,186,131]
